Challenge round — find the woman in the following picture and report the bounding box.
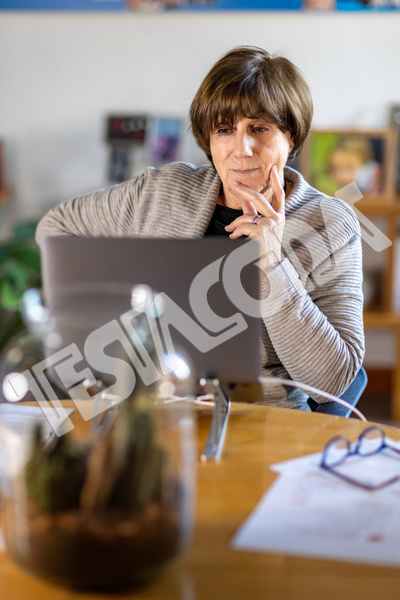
[36,46,364,410]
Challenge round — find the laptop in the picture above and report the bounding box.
[41,236,261,392]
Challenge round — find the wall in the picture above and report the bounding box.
[1,9,399,365]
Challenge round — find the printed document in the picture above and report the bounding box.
[232,442,400,566]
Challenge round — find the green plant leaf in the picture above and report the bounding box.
[1,258,30,291]
[11,220,39,243]
[0,279,23,311]
[0,218,42,353]
[6,247,41,273]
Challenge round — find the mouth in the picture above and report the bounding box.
[232,168,259,175]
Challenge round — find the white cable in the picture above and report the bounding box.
[155,378,367,421]
[156,394,216,406]
[259,376,367,422]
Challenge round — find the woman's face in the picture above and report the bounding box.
[209,116,293,208]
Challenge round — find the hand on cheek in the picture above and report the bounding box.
[225,165,286,270]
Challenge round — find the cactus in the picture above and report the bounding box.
[25,426,88,514]
[25,394,165,516]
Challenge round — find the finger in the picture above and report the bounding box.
[241,197,257,216]
[269,165,285,214]
[233,181,276,218]
[225,212,258,232]
[259,180,271,196]
[228,222,261,239]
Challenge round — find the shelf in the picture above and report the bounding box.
[364,311,400,327]
[362,197,400,420]
[353,198,400,215]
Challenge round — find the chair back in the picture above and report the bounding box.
[308,367,368,417]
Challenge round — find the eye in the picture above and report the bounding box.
[252,125,269,134]
[214,124,233,135]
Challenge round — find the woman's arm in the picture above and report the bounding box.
[35,174,147,248]
[260,230,364,402]
[224,171,364,405]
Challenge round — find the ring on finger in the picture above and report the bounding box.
[250,213,262,225]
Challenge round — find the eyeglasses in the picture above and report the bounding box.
[321,426,400,491]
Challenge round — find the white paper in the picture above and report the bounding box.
[233,443,400,567]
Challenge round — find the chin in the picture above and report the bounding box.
[243,180,266,192]
[233,174,265,188]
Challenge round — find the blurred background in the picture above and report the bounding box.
[1,3,400,422]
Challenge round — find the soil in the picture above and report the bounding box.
[3,498,183,590]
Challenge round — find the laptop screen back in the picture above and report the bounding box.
[41,237,261,386]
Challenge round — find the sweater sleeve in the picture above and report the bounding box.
[35,173,147,248]
[259,203,364,404]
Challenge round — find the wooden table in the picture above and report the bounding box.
[1,403,400,600]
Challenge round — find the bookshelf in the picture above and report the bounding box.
[357,199,400,420]
[298,127,400,419]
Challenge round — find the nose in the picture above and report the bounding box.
[233,131,254,158]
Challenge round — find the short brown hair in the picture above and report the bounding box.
[189,46,313,162]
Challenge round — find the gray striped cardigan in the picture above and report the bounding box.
[36,162,365,410]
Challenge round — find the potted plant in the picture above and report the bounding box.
[0,217,41,356]
[3,391,187,590]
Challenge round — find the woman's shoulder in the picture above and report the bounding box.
[284,165,361,244]
[145,161,218,189]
